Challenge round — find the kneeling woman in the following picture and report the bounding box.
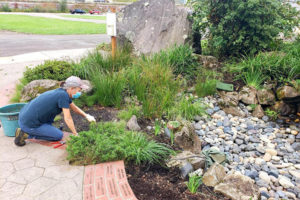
[14,76,96,146]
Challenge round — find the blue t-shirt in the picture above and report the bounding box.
[19,88,72,128]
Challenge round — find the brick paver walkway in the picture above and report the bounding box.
[83,161,137,200]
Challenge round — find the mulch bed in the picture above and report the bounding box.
[55,106,229,200]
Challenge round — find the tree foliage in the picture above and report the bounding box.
[189,0,299,57]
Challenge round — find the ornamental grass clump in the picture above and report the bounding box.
[150,44,199,81]
[126,60,181,119]
[167,96,206,121]
[66,122,174,165]
[226,43,300,87]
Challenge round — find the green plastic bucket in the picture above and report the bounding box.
[0,103,27,137]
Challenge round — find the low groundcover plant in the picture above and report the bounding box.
[66,121,174,165]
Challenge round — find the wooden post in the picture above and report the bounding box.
[110,7,117,58]
[111,36,116,58]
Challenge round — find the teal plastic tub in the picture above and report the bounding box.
[0,103,27,137]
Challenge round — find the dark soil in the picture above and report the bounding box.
[57,106,229,200]
[126,164,229,200]
[53,105,118,132]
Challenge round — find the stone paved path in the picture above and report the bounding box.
[0,130,84,200]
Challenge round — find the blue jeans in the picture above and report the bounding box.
[19,122,63,141]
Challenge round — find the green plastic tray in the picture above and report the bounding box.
[216,82,234,91]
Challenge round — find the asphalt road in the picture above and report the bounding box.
[0,31,110,57]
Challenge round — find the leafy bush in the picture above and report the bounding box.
[127,60,181,118]
[167,96,205,120]
[195,69,219,97]
[0,4,12,12]
[67,122,174,165]
[190,0,299,57]
[23,60,74,82]
[91,70,126,108]
[149,44,199,81]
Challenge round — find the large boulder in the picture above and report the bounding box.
[202,163,226,187]
[174,122,202,154]
[20,79,93,102]
[214,171,259,200]
[257,88,275,105]
[117,0,192,55]
[20,80,60,102]
[276,86,299,100]
[239,86,258,105]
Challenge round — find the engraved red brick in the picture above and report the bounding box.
[84,185,95,200]
[107,178,119,198]
[84,165,95,185]
[95,177,106,197]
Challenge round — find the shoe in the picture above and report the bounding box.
[14,128,28,146]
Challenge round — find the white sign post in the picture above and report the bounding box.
[106,11,117,57]
[106,12,116,37]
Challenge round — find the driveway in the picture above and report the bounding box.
[0,31,110,57]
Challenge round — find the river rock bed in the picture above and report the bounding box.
[193,95,300,200]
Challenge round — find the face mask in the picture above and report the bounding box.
[72,92,81,99]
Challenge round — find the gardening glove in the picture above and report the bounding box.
[85,114,96,123]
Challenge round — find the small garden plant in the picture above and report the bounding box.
[186,174,203,194]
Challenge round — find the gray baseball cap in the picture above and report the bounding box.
[63,76,88,90]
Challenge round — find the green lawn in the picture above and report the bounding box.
[61,14,106,20]
[0,15,106,35]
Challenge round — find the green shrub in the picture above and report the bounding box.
[150,44,199,81]
[127,60,181,119]
[167,96,205,121]
[190,0,299,57]
[91,70,126,108]
[0,4,12,12]
[23,60,74,82]
[195,69,219,97]
[186,175,202,194]
[66,122,174,165]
